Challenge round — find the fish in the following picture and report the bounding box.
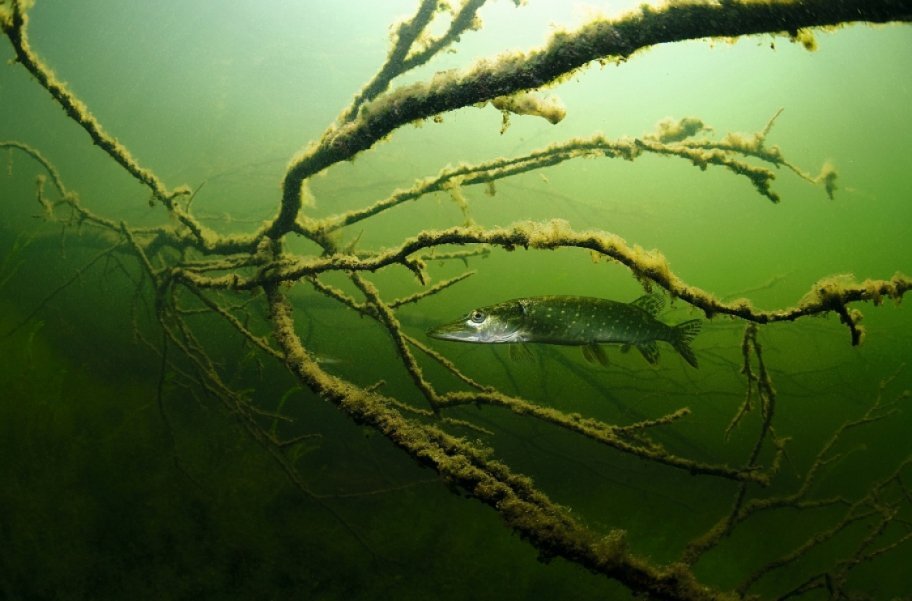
[427,294,701,368]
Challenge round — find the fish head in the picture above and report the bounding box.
[428,300,528,343]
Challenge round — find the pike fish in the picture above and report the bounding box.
[427,294,701,368]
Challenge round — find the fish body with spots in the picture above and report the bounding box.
[428,294,701,368]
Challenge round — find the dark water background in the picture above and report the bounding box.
[2,2,911,599]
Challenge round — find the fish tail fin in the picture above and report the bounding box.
[671,319,701,368]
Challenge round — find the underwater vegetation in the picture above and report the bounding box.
[2,1,912,599]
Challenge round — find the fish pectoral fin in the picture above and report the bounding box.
[581,344,609,367]
[508,344,534,361]
[636,341,660,365]
[581,345,593,363]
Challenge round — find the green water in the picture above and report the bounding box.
[2,2,911,599]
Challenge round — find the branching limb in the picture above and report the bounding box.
[340,0,491,124]
[265,283,736,601]
[683,368,911,592]
[351,273,441,409]
[682,326,785,563]
[180,285,282,361]
[743,456,912,598]
[315,115,815,236]
[0,4,244,253]
[390,271,476,308]
[436,389,769,484]
[271,0,912,240]
[0,2,186,204]
[2,241,123,338]
[338,0,438,125]
[304,269,760,482]
[187,220,911,345]
[1,140,67,196]
[147,285,383,559]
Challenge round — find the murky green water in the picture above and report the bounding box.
[2,2,911,599]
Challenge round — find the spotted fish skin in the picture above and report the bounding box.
[427,294,701,368]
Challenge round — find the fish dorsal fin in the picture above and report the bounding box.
[630,293,665,316]
[581,344,609,366]
[517,298,531,315]
[636,341,660,365]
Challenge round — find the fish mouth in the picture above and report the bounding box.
[427,322,474,342]
[428,321,524,343]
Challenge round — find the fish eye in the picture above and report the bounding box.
[469,310,486,324]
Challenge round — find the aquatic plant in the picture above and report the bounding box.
[2,1,911,599]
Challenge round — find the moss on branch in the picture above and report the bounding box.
[266,285,739,601]
[179,217,911,347]
[271,0,912,238]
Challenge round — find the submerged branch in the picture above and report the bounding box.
[314,113,810,237]
[176,220,911,346]
[265,284,734,601]
[1,1,185,205]
[271,0,912,239]
[3,2,910,599]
